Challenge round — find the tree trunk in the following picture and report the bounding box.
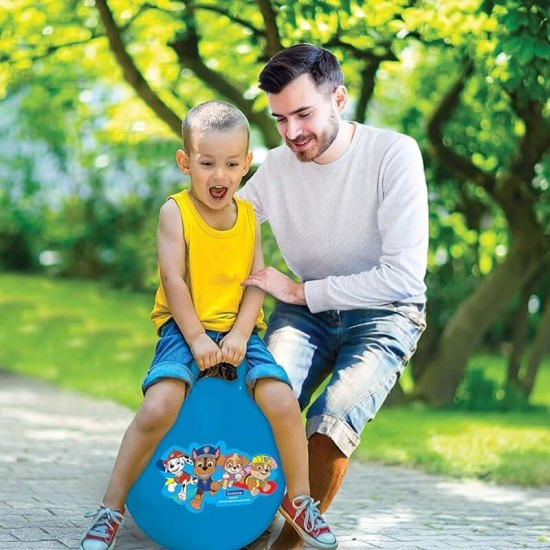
[409,317,439,382]
[384,380,406,406]
[506,279,534,385]
[411,239,543,406]
[520,285,550,396]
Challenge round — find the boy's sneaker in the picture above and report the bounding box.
[80,504,125,550]
[279,494,338,550]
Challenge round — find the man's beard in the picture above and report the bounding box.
[286,112,340,163]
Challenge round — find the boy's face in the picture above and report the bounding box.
[267,73,346,164]
[176,128,252,210]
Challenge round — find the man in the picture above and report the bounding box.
[239,43,428,549]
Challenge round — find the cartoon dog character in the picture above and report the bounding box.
[162,450,197,501]
[190,445,222,510]
[219,453,250,489]
[244,455,278,496]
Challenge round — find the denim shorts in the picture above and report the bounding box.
[142,318,291,394]
[264,302,427,457]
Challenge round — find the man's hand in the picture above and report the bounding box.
[219,329,248,366]
[188,333,222,371]
[242,267,306,305]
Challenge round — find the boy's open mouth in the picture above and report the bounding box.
[209,186,228,200]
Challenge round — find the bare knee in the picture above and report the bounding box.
[135,381,186,433]
[255,379,299,421]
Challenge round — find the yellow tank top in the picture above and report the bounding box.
[150,190,266,333]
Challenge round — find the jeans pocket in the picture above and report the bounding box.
[388,302,427,331]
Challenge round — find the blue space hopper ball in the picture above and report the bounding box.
[127,361,285,550]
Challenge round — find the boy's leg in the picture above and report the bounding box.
[82,319,197,550]
[259,304,339,550]
[254,379,337,550]
[101,318,198,508]
[80,378,186,550]
[254,380,304,550]
[102,378,187,509]
[253,378,309,500]
[245,323,338,550]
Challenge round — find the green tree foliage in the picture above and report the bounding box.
[399,0,550,405]
[1,0,548,405]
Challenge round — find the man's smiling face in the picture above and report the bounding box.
[268,74,341,163]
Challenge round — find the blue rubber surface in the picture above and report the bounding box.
[127,361,285,550]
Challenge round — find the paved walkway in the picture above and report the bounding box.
[1,369,549,550]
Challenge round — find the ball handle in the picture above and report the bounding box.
[197,362,238,382]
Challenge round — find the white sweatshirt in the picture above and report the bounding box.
[238,123,428,313]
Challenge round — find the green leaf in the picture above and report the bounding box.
[517,43,535,64]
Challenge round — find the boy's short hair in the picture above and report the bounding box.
[259,43,344,95]
[182,100,250,152]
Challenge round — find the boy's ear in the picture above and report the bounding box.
[176,149,191,174]
[243,151,253,176]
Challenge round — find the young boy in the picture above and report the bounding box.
[80,101,337,550]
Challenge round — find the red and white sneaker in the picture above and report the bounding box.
[279,494,338,550]
[80,504,125,550]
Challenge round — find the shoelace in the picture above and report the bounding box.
[290,495,328,533]
[83,506,124,541]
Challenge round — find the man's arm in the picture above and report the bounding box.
[303,136,428,312]
[157,199,221,370]
[242,135,428,311]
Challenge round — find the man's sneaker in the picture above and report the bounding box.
[279,494,338,550]
[80,504,125,550]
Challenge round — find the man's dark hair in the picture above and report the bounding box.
[259,43,344,95]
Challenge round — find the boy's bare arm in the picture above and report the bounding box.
[157,200,221,370]
[220,218,265,365]
[241,219,305,305]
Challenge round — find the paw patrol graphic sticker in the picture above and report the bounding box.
[157,442,279,512]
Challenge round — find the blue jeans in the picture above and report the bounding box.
[264,302,426,457]
[142,319,291,394]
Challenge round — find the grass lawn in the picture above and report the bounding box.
[1,272,549,486]
[0,273,157,407]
